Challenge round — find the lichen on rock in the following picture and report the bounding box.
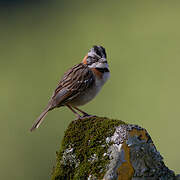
[51,116,179,180]
[51,117,125,180]
[104,124,176,180]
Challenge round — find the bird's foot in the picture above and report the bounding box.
[80,114,96,119]
[74,113,96,120]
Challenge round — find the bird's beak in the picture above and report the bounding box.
[96,58,109,69]
[100,58,107,63]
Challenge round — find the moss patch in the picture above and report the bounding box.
[51,116,126,180]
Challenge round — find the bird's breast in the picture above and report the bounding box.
[69,72,110,107]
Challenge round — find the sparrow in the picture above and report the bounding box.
[30,45,110,131]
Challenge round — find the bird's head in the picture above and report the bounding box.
[82,45,109,73]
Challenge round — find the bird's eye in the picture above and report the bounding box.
[87,56,96,65]
[86,57,92,65]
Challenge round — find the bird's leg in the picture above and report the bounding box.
[66,104,82,119]
[72,106,95,118]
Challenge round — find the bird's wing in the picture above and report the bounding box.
[50,63,95,107]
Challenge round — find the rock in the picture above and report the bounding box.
[51,116,178,180]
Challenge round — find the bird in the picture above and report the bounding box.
[30,45,110,131]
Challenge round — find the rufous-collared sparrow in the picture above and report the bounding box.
[30,45,110,131]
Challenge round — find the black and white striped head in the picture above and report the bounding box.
[83,45,109,73]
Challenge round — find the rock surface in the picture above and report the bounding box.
[51,116,179,180]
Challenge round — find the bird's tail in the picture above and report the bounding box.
[30,105,51,132]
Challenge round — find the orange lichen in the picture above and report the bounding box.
[117,128,150,180]
[129,128,148,141]
[117,143,134,180]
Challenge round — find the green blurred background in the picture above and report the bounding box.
[1,0,180,179]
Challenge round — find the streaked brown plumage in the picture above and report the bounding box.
[30,45,110,131]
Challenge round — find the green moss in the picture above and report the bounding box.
[51,116,126,180]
